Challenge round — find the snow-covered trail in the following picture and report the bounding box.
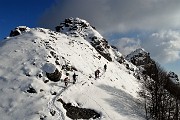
[58,60,145,120]
[48,82,81,120]
[48,86,65,120]
[58,70,114,120]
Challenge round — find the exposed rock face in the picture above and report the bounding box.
[168,72,179,84]
[126,48,151,66]
[90,36,112,61]
[56,17,112,61]
[127,48,180,99]
[10,29,21,37]
[26,86,37,93]
[9,26,30,37]
[166,72,180,98]
[46,69,61,82]
[126,48,158,79]
[57,98,101,119]
[55,18,89,35]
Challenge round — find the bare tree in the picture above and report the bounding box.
[139,61,180,120]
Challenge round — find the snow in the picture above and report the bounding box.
[43,63,56,73]
[0,25,145,120]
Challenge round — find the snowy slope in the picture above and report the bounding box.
[0,25,145,119]
[56,17,123,62]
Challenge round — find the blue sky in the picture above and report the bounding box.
[0,0,179,77]
[0,0,55,39]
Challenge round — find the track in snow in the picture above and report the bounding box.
[48,69,107,120]
[48,87,65,120]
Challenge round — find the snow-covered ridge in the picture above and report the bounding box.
[56,17,124,62]
[0,22,144,120]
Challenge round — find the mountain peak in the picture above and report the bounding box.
[56,17,115,61]
[133,48,147,53]
[55,17,98,38]
[126,48,151,66]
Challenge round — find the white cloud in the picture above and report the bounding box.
[112,30,180,64]
[142,30,180,63]
[39,0,180,65]
[39,0,180,34]
[111,38,141,55]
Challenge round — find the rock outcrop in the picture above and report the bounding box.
[56,17,112,61]
[43,63,61,82]
[9,26,30,37]
[57,98,101,119]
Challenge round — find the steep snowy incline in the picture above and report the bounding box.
[0,27,145,120]
[56,17,123,62]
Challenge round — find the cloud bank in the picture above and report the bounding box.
[111,38,141,56]
[39,0,180,33]
[113,30,180,63]
[142,30,180,63]
[39,0,180,65]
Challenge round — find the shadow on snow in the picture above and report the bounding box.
[98,84,145,119]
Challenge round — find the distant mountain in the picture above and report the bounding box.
[126,48,179,85]
[126,48,180,119]
[0,18,145,120]
[126,48,151,66]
